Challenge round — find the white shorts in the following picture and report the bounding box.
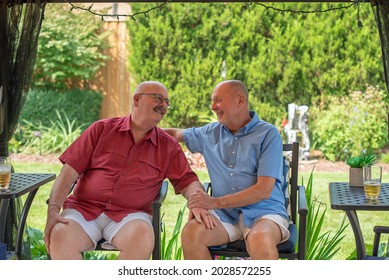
[61,209,152,251]
[210,210,290,243]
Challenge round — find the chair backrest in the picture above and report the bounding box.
[283,142,300,224]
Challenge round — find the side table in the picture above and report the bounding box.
[0,173,56,259]
[329,182,389,259]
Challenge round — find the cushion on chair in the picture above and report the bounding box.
[209,223,297,254]
[209,240,246,252]
[277,223,297,253]
[282,157,291,213]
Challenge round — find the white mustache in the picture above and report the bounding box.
[154,106,166,115]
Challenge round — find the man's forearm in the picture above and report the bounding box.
[214,177,275,209]
[48,164,79,208]
[180,180,205,200]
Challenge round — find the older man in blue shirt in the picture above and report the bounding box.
[165,80,289,260]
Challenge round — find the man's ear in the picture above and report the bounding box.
[238,92,246,106]
[133,94,140,107]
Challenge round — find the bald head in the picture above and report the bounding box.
[213,80,249,104]
[134,81,168,96]
[213,80,249,103]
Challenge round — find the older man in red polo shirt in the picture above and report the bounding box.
[44,81,215,260]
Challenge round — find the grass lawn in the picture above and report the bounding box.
[13,161,389,260]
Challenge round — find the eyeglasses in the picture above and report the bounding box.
[137,93,171,108]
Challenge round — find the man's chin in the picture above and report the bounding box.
[153,113,165,123]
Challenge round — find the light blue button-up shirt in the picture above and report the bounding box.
[184,111,288,228]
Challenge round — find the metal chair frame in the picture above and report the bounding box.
[372,225,389,258]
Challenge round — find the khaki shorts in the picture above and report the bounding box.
[61,209,152,251]
[210,210,290,243]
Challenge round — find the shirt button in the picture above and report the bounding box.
[230,173,233,176]
[229,164,233,168]
[107,200,112,203]
[232,151,235,154]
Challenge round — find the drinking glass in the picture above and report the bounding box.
[0,157,11,190]
[363,165,382,200]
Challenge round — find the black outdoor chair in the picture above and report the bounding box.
[372,225,389,258]
[47,180,168,260]
[203,142,308,260]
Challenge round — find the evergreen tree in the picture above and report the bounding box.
[128,2,383,128]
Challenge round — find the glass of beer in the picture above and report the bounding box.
[0,157,11,190]
[363,165,382,200]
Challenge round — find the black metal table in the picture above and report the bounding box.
[329,182,389,260]
[0,173,56,259]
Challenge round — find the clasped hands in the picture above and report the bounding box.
[187,190,217,229]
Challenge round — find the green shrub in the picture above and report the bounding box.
[310,85,388,161]
[18,110,85,154]
[33,4,110,89]
[381,153,389,164]
[129,3,383,128]
[253,101,286,127]
[20,88,102,129]
[28,227,49,260]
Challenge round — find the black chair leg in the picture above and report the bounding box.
[372,232,381,257]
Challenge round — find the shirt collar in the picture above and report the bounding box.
[243,111,260,133]
[232,111,259,134]
[121,115,158,146]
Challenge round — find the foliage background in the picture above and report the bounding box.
[20,2,389,158]
[32,4,110,90]
[14,5,107,154]
[128,2,385,133]
[311,85,388,161]
[20,89,103,129]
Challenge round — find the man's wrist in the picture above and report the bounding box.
[212,197,220,209]
[48,203,61,212]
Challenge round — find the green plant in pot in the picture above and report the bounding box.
[346,152,376,187]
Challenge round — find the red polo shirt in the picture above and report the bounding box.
[60,115,198,222]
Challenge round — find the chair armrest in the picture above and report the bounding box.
[372,226,389,256]
[297,185,308,215]
[151,181,168,260]
[374,226,389,234]
[152,181,168,209]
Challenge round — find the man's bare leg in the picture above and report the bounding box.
[112,219,154,260]
[49,220,94,260]
[181,217,230,260]
[245,219,282,260]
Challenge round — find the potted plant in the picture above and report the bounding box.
[346,152,376,187]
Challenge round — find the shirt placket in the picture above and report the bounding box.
[227,135,239,192]
[107,133,134,208]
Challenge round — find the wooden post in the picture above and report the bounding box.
[91,4,132,119]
